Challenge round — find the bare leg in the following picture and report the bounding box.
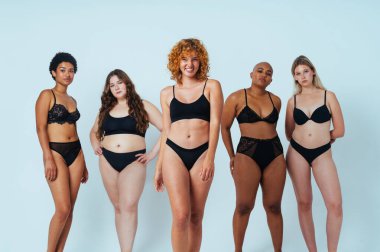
[56,151,85,252]
[232,154,261,252]
[312,150,343,252]
[188,150,213,252]
[286,146,317,252]
[261,155,286,252]
[46,152,71,252]
[162,146,191,252]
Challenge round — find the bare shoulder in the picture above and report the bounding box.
[206,78,221,90]
[160,85,173,97]
[37,89,53,101]
[226,89,245,102]
[287,95,295,106]
[268,91,281,105]
[142,99,157,109]
[326,90,337,100]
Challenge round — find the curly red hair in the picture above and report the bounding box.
[167,38,209,84]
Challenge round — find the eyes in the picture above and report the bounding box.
[257,69,272,77]
[295,69,310,76]
[110,81,123,88]
[59,68,74,74]
[181,57,199,62]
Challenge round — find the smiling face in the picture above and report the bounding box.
[51,62,75,86]
[179,51,200,79]
[293,64,315,87]
[250,62,273,88]
[109,75,127,99]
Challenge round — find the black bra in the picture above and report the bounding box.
[236,89,278,124]
[47,90,80,124]
[102,112,146,137]
[170,80,210,123]
[293,90,331,125]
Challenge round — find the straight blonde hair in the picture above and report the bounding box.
[291,55,325,94]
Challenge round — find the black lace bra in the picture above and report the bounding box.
[47,90,80,124]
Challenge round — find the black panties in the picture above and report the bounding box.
[166,139,208,171]
[290,138,331,166]
[49,141,81,166]
[236,136,283,171]
[102,147,146,172]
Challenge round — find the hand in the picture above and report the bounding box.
[93,144,103,156]
[229,156,235,175]
[330,138,336,144]
[154,165,165,192]
[136,151,154,165]
[81,167,89,184]
[200,157,214,181]
[44,157,57,182]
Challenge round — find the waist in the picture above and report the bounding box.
[239,135,280,142]
[102,135,146,152]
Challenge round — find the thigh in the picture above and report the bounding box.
[48,151,71,208]
[311,150,342,205]
[118,161,146,206]
[261,155,286,205]
[286,146,313,201]
[67,150,85,204]
[189,150,213,213]
[162,145,191,213]
[233,153,262,205]
[99,155,120,205]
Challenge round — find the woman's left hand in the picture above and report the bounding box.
[81,167,89,184]
[200,157,214,181]
[136,152,154,165]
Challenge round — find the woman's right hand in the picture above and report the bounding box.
[93,143,103,156]
[154,165,164,192]
[44,157,57,181]
[230,156,235,175]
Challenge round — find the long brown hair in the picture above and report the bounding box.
[96,69,149,140]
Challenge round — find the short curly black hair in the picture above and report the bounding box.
[49,52,77,80]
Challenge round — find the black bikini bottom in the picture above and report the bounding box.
[236,136,283,171]
[290,138,331,166]
[166,138,209,171]
[49,140,81,166]
[102,147,146,172]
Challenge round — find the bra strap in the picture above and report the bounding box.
[51,89,56,105]
[294,95,297,108]
[172,85,175,98]
[244,89,248,106]
[268,92,275,108]
[202,79,208,94]
[324,90,327,104]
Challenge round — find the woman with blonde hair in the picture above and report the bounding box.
[154,38,223,252]
[285,55,345,252]
[90,69,162,252]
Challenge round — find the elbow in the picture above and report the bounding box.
[334,128,345,139]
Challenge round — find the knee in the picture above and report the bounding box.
[264,203,282,215]
[173,209,190,229]
[190,211,204,226]
[326,201,343,218]
[297,199,312,212]
[119,201,138,214]
[55,204,72,222]
[236,203,254,216]
[113,202,121,215]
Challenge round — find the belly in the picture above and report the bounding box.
[101,134,146,153]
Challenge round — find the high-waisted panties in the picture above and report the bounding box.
[166,138,209,171]
[236,136,283,171]
[49,141,82,166]
[102,147,146,172]
[290,138,331,166]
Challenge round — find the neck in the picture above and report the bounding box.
[117,97,127,105]
[300,85,317,94]
[180,76,200,87]
[248,84,266,95]
[53,84,67,94]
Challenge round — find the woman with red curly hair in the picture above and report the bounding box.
[154,38,223,252]
[90,69,162,252]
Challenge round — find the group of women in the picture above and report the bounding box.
[35,38,345,252]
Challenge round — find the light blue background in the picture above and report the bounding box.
[1,0,379,251]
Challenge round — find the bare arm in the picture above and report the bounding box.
[285,97,295,141]
[154,87,172,192]
[35,90,56,180]
[221,92,238,159]
[327,91,345,140]
[89,115,103,155]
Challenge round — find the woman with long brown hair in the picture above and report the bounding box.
[90,69,162,252]
[285,55,345,252]
[35,52,88,252]
[154,38,223,252]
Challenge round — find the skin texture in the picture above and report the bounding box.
[221,62,286,252]
[89,75,162,252]
[154,50,223,252]
[285,63,345,252]
[35,61,88,252]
